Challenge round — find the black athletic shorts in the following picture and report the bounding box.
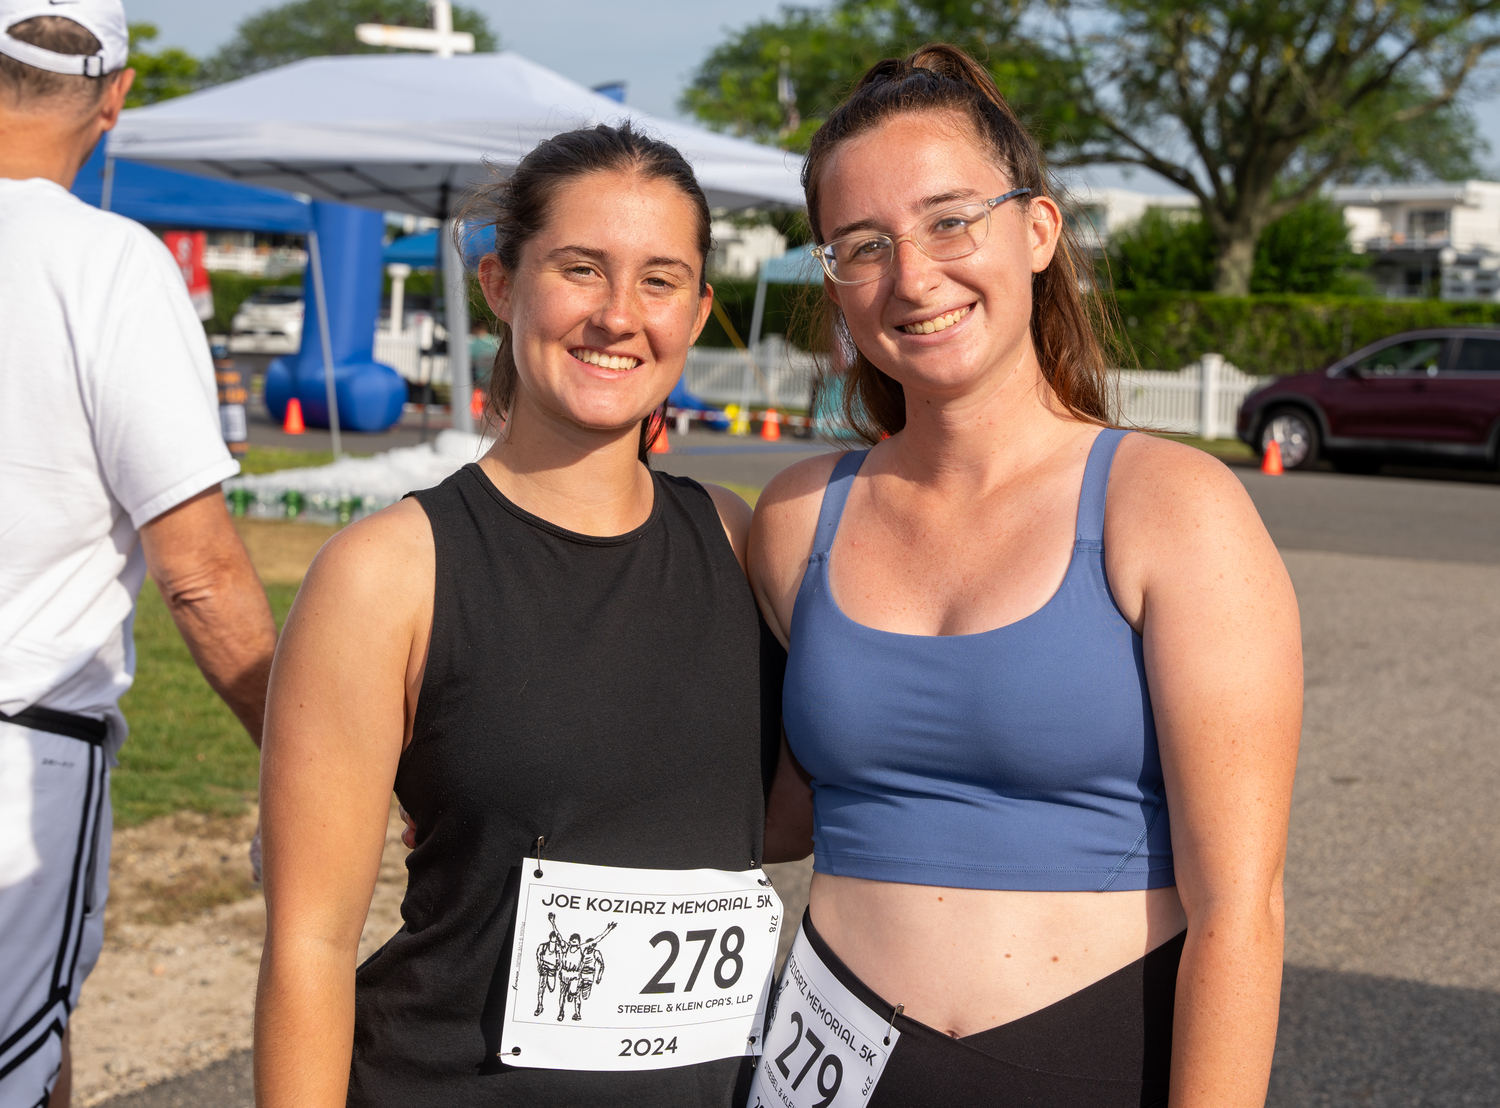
[801,909,1182,1108]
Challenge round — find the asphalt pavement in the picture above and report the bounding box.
[100,450,1500,1107]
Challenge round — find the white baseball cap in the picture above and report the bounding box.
[0,0,128,78]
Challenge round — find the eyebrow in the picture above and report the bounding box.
[544,245,695,274]
[827,189,985,242]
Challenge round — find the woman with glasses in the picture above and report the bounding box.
[256,124,787,1107]
[752,45,1301,1106]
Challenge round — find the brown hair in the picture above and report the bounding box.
[459,122,711,463]
[801,43,1117,443]
[0,17,112,107]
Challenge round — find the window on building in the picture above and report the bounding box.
[1407,209,1450,242]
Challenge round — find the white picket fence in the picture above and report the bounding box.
[683,336,817,410]
[1116,354,1263,440]
[374,331,448,386]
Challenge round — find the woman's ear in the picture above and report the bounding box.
[1029,196,1063,274]
[689,282,715,345]
[478,254,513,323]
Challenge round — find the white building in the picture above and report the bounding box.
[1333,181,1500,301]
[1062,187,1200,251]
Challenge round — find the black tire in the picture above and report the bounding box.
[1258,407,1321,470]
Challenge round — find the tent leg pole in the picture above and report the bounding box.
[100,154,115,212]
[443,217,473,435]
[306,229,343,458]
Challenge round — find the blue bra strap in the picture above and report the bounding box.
[810,450,870,556]
[1076,428,1130,543]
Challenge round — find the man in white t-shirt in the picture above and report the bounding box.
[0,4,279,1105]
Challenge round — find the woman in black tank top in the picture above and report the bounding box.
[255,125,789,1108]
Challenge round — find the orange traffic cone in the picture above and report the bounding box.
[471,387,485,420]
[283,396,305,435]
[760,408,782,442]
[1261,439,1283,476]
[650,425,671,454]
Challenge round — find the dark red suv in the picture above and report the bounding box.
[1236,328,1500,471]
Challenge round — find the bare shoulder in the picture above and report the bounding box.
[293,497,434,626]
[748,450,850,643]
[1107,432,1265,543]
[753,451,846,543]
[1103,434,1285,626]
[700,483,753,572]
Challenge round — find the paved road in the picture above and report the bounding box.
[101,458,1499,1107]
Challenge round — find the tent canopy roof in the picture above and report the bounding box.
[109,52,805,218]
[760,244,822,285]
[72,141,312,233]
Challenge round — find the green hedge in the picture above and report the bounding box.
[206,271,302,335]
[1113,293,1500,376]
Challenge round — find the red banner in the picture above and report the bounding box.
[163,230,214,321]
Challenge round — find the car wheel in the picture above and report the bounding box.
[1259,407,1320,470]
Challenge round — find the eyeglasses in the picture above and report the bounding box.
[811,188,1033,285]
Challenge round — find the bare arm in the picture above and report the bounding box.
[1108,439,1301,1108]
[139,485,276,745]
[747,457,841,862]
[254,500,433,1108]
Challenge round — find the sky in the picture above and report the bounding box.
[124,0,1500,196]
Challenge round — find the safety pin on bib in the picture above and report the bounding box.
[884,1003,904,1046]
[533,835,546,879]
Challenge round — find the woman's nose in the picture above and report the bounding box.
[593,283,642,336]
[889,237,940,300]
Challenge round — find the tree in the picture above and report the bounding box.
[1050,0,1499,295]
[1108,198,1363,294]
[204,0,497,84]
[125,23,199,107]
[681,0,1094,153]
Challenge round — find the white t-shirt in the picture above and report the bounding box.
[0,178,239,754]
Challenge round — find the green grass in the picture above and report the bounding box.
[238,445,338,474]
[113,581,299,827]
[1150,433,1255,463]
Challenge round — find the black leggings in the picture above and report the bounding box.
[801,910,1183,1108]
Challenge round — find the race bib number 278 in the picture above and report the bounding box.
[498,859,782,1071]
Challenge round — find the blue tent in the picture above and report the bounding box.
[382,224,495,268]
[72,142,313,232]
[72,143,404,435]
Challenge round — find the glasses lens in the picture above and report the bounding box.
[824,234,894,283]
[916,203,990,260]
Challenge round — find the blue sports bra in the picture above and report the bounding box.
[782,428,1174,892]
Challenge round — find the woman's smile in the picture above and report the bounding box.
[568,346,643,372]
[895,303,974,336]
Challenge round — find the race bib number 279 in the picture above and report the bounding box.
[749,920,900,1108]
[498,859,782,1071]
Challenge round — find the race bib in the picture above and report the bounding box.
[497,858,783,1071]
[749,918,900,1108]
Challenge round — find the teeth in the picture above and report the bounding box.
[899,306,970,334]
[572,348,641,370]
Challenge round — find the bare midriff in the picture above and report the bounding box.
[807,874,1187,1038]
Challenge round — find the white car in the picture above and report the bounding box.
[229,286,304,354]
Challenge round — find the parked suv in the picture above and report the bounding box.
[229,286,304,355]
[1236,328,1500,471]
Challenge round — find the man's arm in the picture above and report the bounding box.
[139,485,277,745]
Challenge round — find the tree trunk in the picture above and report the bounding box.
[1212,232,1257,296]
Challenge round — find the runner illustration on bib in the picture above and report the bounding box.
[544,913,616,1021]
[495,858,783,1071]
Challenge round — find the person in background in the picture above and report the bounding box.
[0,4,278,1105]
[752,44,1300,1107]
[469,316,499,390]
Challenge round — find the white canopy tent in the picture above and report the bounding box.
[109,52,806,433]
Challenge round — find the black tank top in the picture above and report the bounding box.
[350,463,782,1107]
